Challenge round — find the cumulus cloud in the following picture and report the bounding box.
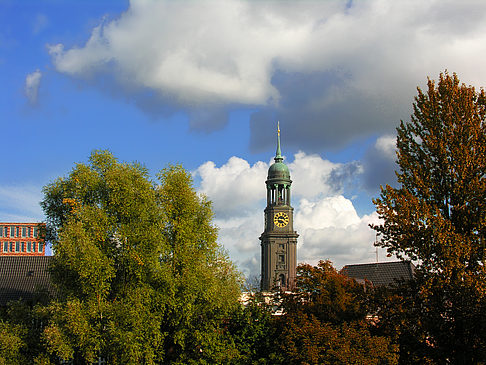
[24,69,42,105]
[195,153,392,275]
[295,197,388,268]
[289,152,361,198]
[195,151,359,216]
[196,157,267,216]
[47,0,486,146]
[213,210,263,277]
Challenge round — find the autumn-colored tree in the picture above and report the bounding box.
[283,260,370,324]
[373,72,486,363]
[274,313,397,365]
[40,151,241,364]
[269,261,397,365]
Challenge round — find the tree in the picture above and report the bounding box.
[269,261,398,365]
[41,151,241,364]
[0,320,26,365]
[226,294,276,364]
[283,261,370,324]
[0,301,53,364]
[373,72,486,363]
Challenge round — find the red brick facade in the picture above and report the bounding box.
[0,223,46,256]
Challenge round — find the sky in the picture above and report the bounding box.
[2,0,486,276]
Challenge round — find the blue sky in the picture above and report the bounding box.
[2,0,486,275]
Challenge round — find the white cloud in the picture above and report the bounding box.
[375,135,396,158]
[196,157,268,215]
[295,196,361,230]
[289,151,360,198]
[213,208,263,277]
[195,151,358,216]
[295,197,390,268]
[24,69,42,105]
[47,0,486,145]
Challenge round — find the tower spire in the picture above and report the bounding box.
[275,121,283,162]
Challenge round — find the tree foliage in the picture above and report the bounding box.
[227,294,276,364]
[283,261,370,324]
[373,72,486,363]
[269,261,398,365]
[40,151,241,364]
[0,320,26,365]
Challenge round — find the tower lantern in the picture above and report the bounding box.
[260,123,298,291]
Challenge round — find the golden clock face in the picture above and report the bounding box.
[274,212,289,227]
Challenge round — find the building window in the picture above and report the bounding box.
[33,227,39,238]
[10,226,15,237]
[279,274,286,287]
[3,227,6,237]
[16,227,20,237]
[38,242,43,253]
[22,227,27,237]
[22,242,26,252]
[33,242,36,252]
[9,242,13,251]
[3,241,8,252]
[27,241,32,252]
[15,241,20,252]
[0,226,3,237]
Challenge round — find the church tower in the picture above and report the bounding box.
[260,123,298,291]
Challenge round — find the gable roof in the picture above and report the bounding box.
[0,256,55,306]
[340,261,415,287]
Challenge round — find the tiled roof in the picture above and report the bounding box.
[0,256,55,306]
[340,261,415,287]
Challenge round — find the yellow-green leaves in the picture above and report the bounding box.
[41,152,242,364]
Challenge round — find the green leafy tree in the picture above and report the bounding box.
[227,294,276,364]
[0,320,26,365]
[0,299,54,364]
[41,151,241,364]
[156,164,242,364]
[373,72,486,363]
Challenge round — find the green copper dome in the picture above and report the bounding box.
[268,161,290,179]
[267,122,291,182]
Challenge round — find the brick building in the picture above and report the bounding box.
[0,222,46,256]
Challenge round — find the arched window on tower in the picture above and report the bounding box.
[279,274,286,288]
